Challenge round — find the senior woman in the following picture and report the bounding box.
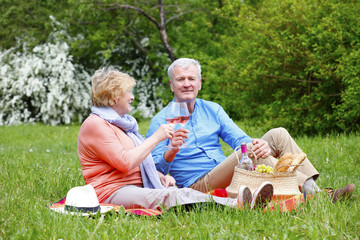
[77,67,273,210]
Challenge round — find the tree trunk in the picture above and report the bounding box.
[158,0,176,62]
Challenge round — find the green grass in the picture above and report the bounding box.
[0,121,359,239]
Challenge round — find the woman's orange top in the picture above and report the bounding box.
[77,114,143,202]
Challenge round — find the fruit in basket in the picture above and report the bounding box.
[265,166,274,174]
[255,164,273,173]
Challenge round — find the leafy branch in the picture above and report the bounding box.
[98,0,196,62]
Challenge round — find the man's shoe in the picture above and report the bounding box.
[332,184,355,203]
[237,186,252,209]
[251,181,274,209]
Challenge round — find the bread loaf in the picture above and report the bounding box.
[287,153,306,172]
[274,152,294,172]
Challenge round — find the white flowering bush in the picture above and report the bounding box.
[0,15,167,125]
[0,40,91,125]
[134,75,163,118]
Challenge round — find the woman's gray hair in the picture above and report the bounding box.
[167,58,201,81]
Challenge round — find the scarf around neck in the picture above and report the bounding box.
[91,106,164,189]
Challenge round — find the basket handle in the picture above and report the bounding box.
[234,146,257,165]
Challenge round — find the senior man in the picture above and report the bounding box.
[146,58,354,201]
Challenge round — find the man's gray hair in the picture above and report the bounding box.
[167,58,202,81]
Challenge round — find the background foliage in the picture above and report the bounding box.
[203,0,360,135]
[0,0,359,135]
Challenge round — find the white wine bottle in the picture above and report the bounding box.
[239,142,253,170]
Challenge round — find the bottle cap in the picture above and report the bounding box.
[241,142,247,153]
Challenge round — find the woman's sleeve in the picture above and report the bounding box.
[79,117,135,172]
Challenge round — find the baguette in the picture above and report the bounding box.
[287,153,306,172]
[274,152,294,172]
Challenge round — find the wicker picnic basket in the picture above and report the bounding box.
[225,147,301,198]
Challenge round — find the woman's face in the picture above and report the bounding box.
[112,90,134,116]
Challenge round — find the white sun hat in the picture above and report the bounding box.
[51,185,113,216]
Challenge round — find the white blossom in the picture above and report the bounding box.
[0,17,91,125]
[0,16,165,124]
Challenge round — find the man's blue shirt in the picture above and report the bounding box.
[146,99,252,188]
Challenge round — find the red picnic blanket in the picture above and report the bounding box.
[49,190,309,217]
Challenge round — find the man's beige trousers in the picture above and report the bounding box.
[190,127,319,193]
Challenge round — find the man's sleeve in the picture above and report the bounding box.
[146,117,173,174]
[217,106,252,149]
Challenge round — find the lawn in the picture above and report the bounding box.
[0,122,359,239]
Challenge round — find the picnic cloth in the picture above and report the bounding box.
[49,197,163,217]
[49,189,308,216]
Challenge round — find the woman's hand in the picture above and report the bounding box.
[250,139,272,159]
[159,174,176,188]
[153,124,175,142]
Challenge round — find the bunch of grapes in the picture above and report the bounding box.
[255,164,274,174]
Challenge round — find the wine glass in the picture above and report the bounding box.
[178,102,190,128]
[164,102,181,148]
[164,102,191,148]
[177,102,191,148]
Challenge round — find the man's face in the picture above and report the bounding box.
[170,65,202,103]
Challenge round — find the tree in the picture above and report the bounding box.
[205,0,360,134]
[98,0,180,62]
[63,0,218,117]
[0,0,70,49]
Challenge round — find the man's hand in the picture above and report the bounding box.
[170,128,189,149]
[160,175,176,188]
[250,139,272,159]
[163,128,189,163]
